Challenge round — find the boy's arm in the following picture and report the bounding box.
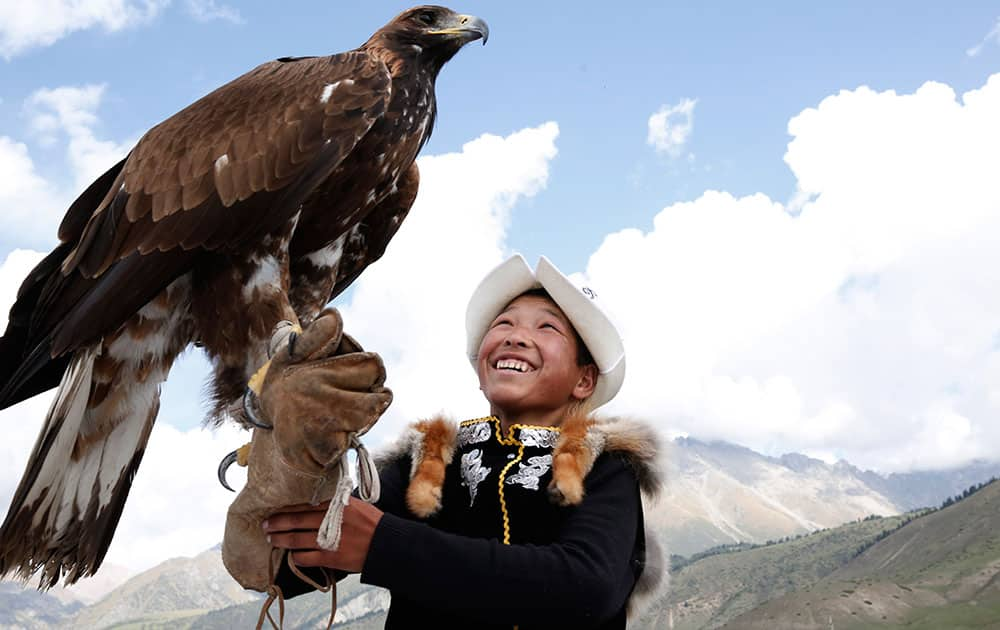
[362,453,642,627]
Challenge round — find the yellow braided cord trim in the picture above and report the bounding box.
[469,416,560,546]
[507,422,560,435]
[247,358,272,396]
[495,419,519,446]
[497,442,525,545]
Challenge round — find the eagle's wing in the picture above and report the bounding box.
[1,52,391,409]
[325,161,420,302]
[66,52,392,277]
[287,161,420,319]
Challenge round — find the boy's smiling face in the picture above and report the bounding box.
[477,293,597,425]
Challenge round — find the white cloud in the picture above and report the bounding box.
[0,0,169,59]
[647,97,697,156]
[587,74,1000,473]
[966,17,1000,57]
[26,84,134,191]
[0,84,134,247]
[0,0,242,58]
[0,137,65,245]
[184,0,243,24]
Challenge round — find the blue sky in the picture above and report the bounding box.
[3,2,997,267]
[1,1,1000,574]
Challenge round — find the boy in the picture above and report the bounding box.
[263,255,663,628]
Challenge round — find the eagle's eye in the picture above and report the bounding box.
[417,11,435,25]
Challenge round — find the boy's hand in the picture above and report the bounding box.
[264,497,384,573]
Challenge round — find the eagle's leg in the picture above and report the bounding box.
[192,220,302,426]
[287,229,351,327]
[0,276,195,587]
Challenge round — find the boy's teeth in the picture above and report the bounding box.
[496,359,530,372]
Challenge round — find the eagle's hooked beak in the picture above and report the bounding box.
[429,14,489,45]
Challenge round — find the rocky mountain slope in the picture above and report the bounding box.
[656,439,897,556]
[69,544,257,629]
[653,438,1000,556]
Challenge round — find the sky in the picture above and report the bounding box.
[1,0,1000,579]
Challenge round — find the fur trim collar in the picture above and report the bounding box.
[374,413,663,518]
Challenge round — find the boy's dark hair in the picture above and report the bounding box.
[518,288,596,367]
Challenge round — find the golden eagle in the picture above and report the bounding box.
[0,5,487,587]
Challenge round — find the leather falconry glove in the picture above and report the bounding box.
[252,308,391,471]
[221,308,392,595]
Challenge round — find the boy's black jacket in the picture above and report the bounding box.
[279,415,665,629]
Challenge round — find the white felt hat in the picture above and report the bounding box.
[466,254,625,410]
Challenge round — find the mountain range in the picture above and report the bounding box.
[655,437,1000,556]
[2,437,998,629]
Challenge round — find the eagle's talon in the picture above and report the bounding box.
[243,388,272,430]
[218,449,239,492]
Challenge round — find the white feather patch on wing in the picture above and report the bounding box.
[241,255,283,301]
[304,232,347,269]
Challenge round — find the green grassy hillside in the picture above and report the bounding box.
[630,514,914,629]
[721,480,1000,629]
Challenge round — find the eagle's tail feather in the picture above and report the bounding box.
[0,344,161,587]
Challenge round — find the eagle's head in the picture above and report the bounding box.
[367,5,489,73]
